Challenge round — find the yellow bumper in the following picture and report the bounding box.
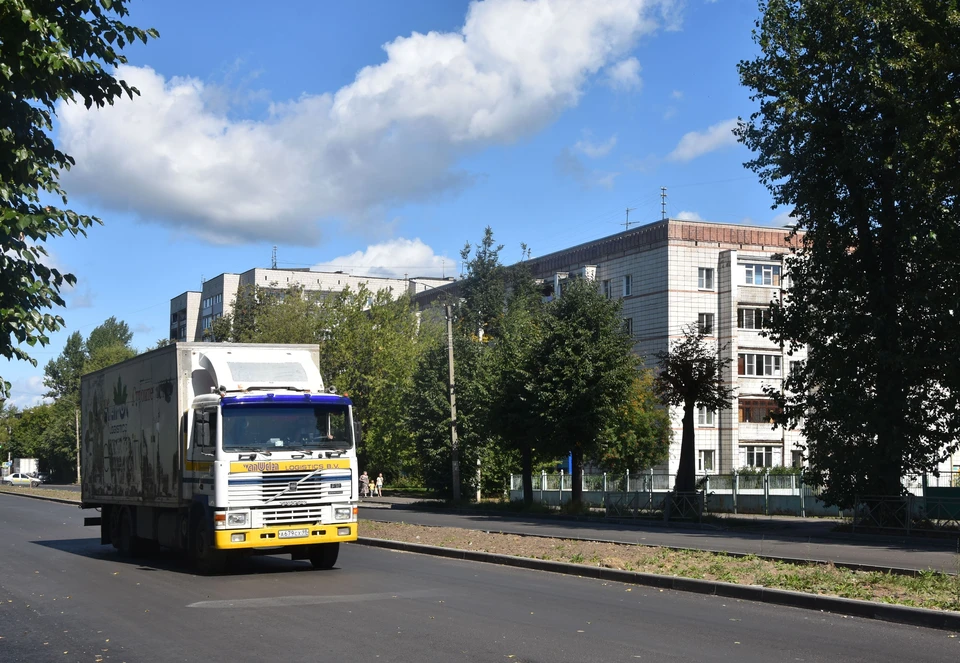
[213,522,358,549]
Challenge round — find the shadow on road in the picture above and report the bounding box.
[31,537,337,576]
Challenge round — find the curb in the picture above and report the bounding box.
[355,537,960,632]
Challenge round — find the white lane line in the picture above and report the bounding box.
[187,589,441,609]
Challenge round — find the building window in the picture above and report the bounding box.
[789,360,803,375]
[737,307,771,330]
[697,407,715,426]
[698,450,715,473]
[623,317,633,337]
[622,274,632,297]
[744,445,775,468]
[738,398,779,423]
[744,263,781,286]
[698,313,714,335]
[738,353,782,376]
[791,450,803,468]
[602,279,611,299]
[698,267,714,290]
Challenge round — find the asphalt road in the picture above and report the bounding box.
[360,503,960,573]
[0,494,956,663]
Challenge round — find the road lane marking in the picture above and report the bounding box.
[187,589,441,609]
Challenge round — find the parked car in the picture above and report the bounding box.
[35,472,50,483]
[2,473,42,487]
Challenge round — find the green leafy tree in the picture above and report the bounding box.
[85,316,133,356]
[407,330,490,497]
[0,1,157,398]
[85,344,137,375]
[530,278,638,507]
[736,0,960,505]
[458,227,506,340]
[43,331,86,400]
[488,264,545,506]
[654,325,732,493]
[318,286,426,479]
[598,370,672,476]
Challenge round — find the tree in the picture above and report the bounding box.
[736,0,960,506]
[86,316,133,356]
[458,227,506,340]
[0,1,157,398]
[598,370,672,476]
[488,263,545,506]
[654,326,731,493]
[43,331,86,400]
[530,278,638,507]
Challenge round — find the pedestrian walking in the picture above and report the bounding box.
[359,471,370,498]
[375,472,384,497]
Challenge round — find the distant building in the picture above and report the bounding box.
[169,267,453,343]
[413,218,806,477]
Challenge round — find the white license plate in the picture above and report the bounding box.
[278,528,309,539]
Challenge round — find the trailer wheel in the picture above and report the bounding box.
[189,511,224,574]
[309,543,339,570]
[115,507,143,558]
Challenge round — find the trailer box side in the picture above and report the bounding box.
[81,344,183,507]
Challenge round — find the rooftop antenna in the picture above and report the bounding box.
[624,207,637,231]
[660,187,668,220]
[271,246,277,269]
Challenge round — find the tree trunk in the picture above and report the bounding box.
[521,444,533,507]
[674,401,697,493]
[571,447,584,507]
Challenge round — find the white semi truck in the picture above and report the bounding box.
[80,343,358,571]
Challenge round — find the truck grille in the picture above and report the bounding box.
[227,469,352,507]
[261,505,327,525]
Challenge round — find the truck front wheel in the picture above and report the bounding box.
[309,543,339,570]
[189,512,225,574]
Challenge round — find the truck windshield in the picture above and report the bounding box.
[221,404,352,452]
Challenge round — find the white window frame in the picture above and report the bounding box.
[737,307,771,330]
[697,407,715,426]
[698,267,714,290]
[622,274,632,297]
[744,263,782,287]
[623,317,633,337]
[698,312,714,335]
[739,353,782,377]
[602,279,611,299]
[698,450,715,473]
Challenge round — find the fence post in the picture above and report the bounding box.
[763,469,770,516]
[649,468,654,510]
[733,470,738,515]
[559,469,564,506]
[540,470,546,504]
[799,471,806,518]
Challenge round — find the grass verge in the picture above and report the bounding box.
[0,484,80,501]
[360,519,960,613]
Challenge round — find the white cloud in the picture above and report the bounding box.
[574,134,617,159]
[666,118,739,162]
[556,148,619,190]
[675,210,704,221]
[313,238,454,278]
[58,0,679,244]
[605,57,642,91]
[770,210,797,227]
[7,374,49,409]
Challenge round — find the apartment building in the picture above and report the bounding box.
[411,218,805,477]
[170,267,453,342]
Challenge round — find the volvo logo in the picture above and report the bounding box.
[288,481,299,492]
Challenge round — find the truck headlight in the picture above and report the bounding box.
[334,507,352,521]
[227,511,249,528]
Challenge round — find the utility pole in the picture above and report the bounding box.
[445,304,461,501]
[75,407,80,485]
[624,207,637,231]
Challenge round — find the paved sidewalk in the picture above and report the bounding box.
[359,495,960,574]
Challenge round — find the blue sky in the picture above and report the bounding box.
[7,0,791,407]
